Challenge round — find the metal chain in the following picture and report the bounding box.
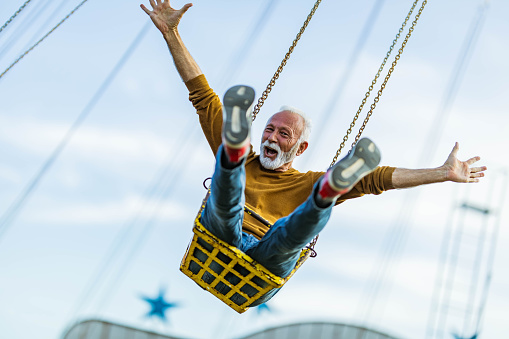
[329,0,428,167]
[307,234,319,256]
[251,0,322,122]
[0,0,33,34]
[0,0,90,80]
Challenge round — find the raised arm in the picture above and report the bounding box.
[141,0,202,82]
[392,142,487,189]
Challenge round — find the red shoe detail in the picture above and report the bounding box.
[318,171,349,200]
[224,143,250,163]
[318,138,381,201]
[221,85,254,164]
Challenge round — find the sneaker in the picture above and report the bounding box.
[222,85,255,163]
[318,138,381,200]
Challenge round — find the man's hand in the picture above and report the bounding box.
[392,142,487,189]
[443,142,486,183]
[140,0,201,82]
[141,0,192,36]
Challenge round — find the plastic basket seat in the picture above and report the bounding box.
[180,193,311,313]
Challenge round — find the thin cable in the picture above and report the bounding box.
[217,0,280,91]
[425,2,490,336]
[0,0,90,80]
[474,170,508,334]
[425,187,462,339]
[356,0,490,326]
[0,21,152,245]
[351,0,428,322]
[435,187,470,339]
[21,0,70,53]
[303,0,386,168]
[0,0,33,34]
[462,180,496,336]
[64,116,196,323]
[0,0,52,61]
[250,0,323,121]
[420,0,489,159]
[93,126,202,314]
[329,0,427,167]
[430,3,490,336]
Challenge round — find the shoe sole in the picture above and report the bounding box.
[223,85,255,148]
[329,138,381,192]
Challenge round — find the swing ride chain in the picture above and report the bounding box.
[0,0,33,34]
[330,0,428,167]
[250,0,322,122]
[307,234,319,256]
[0,0,90,80]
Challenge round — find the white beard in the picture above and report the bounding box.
[259,140,300,170]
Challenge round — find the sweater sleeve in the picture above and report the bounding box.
[336,165,396,203]
[185,75,223,155]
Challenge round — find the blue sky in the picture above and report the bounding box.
[0,0,508,338]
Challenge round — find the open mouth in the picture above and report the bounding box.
[264,146,278,158]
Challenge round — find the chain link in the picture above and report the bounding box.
[0,0,33,34]
[248,0,322,250]
[0,0,90,80]
[307,234,319,256]
[329,0,428,167]
[251,0,322,122]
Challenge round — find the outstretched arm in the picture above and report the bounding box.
[141,0,202,82]
[392,142,487,189]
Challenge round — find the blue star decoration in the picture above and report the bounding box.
[256,303,271,315]
[140,287,179,322]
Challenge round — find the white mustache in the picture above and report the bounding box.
[259,139,300,170]
[262,140,281,155]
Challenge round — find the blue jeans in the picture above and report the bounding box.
[201,145,333,305]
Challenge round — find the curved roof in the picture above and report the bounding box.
[238,321,400,339]
[62,319,400,339]
[62,319,186,339]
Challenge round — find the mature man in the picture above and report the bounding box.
[141,0,486,305]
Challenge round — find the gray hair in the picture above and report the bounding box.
[277,105,312,143]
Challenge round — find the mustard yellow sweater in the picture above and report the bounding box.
[186,75,395,239]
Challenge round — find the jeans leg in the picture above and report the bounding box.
[246,181,332,306]
[201,145,246,249]
[246,181,333,278]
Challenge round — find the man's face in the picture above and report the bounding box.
[259,111,306,171]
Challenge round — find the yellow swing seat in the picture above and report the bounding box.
[179,192,314,313]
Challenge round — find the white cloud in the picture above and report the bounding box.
[0,115,172,164]
[24,195,194,225]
